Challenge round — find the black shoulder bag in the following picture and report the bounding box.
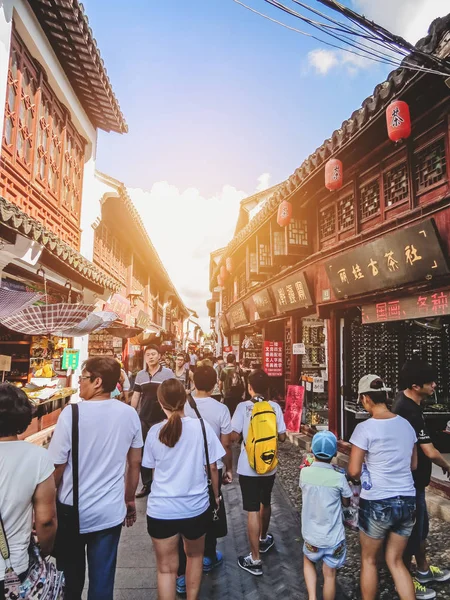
[52,403,80,563]
[187,395,227,538]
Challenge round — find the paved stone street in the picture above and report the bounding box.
[105,475,307,600]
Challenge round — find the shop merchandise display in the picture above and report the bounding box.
[301,318,328,428]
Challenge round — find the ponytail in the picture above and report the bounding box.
[157,378,186,448]
[159,411,182,448]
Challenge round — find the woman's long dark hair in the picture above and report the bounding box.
[157,379,186,448]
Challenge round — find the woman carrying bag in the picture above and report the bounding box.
[143,378,225,600]
[0,383,62,599]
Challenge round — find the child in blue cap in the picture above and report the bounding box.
[299,431,352,600]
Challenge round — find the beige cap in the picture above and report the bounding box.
[358,374,391,395]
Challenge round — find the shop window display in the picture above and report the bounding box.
[241,333,262,368]
[300,317,328,428]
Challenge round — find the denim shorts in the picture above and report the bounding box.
[406,489,429,555]
[359,496,416,539]
[303,540,347,569]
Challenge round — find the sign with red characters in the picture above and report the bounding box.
[263,341,283,377]
[362,288,450,323]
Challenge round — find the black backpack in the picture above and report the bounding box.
[223,365,245,397]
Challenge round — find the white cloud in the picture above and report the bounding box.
[255,172,272,193]
[128,176,269,330]
[308,0,449,76]
[307,49,339,75]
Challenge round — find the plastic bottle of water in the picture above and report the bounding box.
[361,463,372,491]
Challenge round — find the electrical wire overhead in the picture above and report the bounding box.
[231,0,450,78]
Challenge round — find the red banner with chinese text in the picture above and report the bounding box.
[263,341,284,377]
[284,385,305,432]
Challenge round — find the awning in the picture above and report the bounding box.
[105,323,143,339]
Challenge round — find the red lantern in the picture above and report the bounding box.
[226,257,233,273]
[220,265,227,280]
[386,100,411,142]
[217,275,224,288]
[325,159,343,191]
[277,200,292,227]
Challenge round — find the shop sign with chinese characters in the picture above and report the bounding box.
[227,302,248,329]
[271,272,313,314]
[362,288,450,323]
[136,310,153,330]
[105,294,131,322]
[252,288,275,319]
[62,349,80,370]
[263,341,284,377]
[326,219,449,299]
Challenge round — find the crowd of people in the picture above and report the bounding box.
[0,346,449,600]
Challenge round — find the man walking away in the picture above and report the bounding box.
[393,359,450,600]
[220,353,245,417]
[231,369,286,576]
[131,344,174,497]
[301,432,352,600]
[176,365,232,594]
[49,357,143,600]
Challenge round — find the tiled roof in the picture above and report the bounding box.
[95,171,189,316]
[211,13,450,282]
[28,0,127,134]
[0,195,120,291]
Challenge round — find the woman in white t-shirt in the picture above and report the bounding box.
[348,375,417,600]
[0,384,57,595]
[143,378,225,600]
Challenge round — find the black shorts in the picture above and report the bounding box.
[147,509,209,540]
[239,474,276,512]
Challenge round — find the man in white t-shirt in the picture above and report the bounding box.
[174,365,232,594]
[231,369,286,576]
[49,356,143,600]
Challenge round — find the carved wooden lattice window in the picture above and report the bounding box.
[3,30,86,218]
[360,179,380,219]
[4,50,19,147]
[238,270,246,297]
[337,195,355,231]
[319,205,335,239]
[250,252,257,273]
[259,242,271,267]
[384,163,409,207]
[415,138,446,192]
[288,218,308,246]
[273,231,285,255]
[16,67,35,165]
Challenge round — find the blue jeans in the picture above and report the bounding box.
[57,524,122,600]
[359,496,416,540]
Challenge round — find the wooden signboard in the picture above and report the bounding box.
[272,271,313,314]
[326,219,449,299]
[227,302,248,329]
[252,288,275,319]
[284,385,305,432]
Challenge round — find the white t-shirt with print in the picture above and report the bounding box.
[231,399,286,477]
[142,417,225,519]
[0,442,54,580]
[350,415,416,501]
[48,400,143,534]
[184,396,232,469]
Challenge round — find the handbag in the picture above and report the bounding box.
[0,485,65,599]
[187,395,228,538]
[52,403,80,562]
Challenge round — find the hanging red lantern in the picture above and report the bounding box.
[226,257,233,273]
[386,100,411,142]
[217,275,224,288]
[277,200,292,227]
[220,265,227,280]
[325,159,343,191]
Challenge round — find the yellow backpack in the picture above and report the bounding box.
[245,398,278,474]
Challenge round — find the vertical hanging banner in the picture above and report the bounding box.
[284,385,305,432]
[263,341,284,377]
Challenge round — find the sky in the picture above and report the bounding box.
[82,0,449,329]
